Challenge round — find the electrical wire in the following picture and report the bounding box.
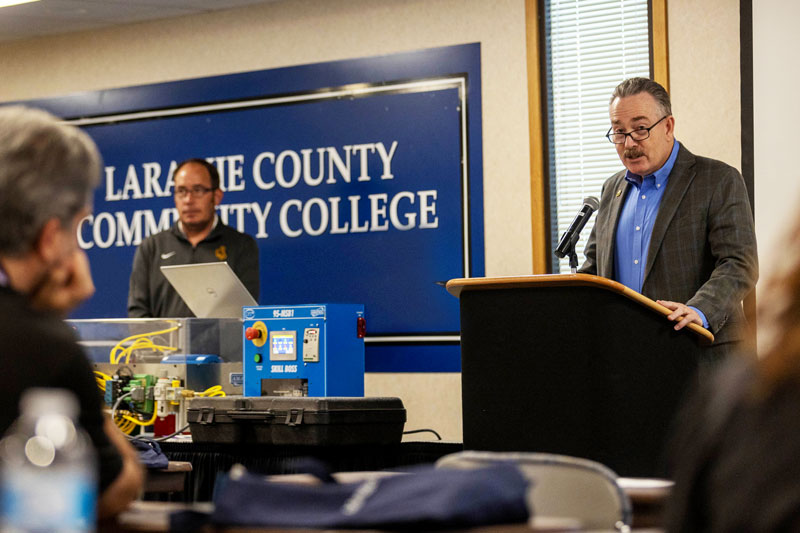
[121,403,159,426]
[111,392,135,434]
[104,370,228,440]
[197,385,226,397]
[96,373,143,434]
[118,337,178,364]
[116,417,136,435]
[109,325,180,364]
[111,393,131,418]
[94,370,112,392]
[402,428,442,440]
[138,424,191,442]
[110,393,156,432]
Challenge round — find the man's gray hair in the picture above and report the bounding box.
[610,77,672,117]
[0,106,100,255]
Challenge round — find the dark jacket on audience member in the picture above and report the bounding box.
[666,358,800,531]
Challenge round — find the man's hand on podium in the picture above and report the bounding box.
[657,300,702,331]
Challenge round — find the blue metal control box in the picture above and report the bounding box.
[242,304,365,397]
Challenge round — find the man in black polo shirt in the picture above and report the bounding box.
[127,158,260,317]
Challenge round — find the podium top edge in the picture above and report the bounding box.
[445,273,622,296]
[445,274,714,344]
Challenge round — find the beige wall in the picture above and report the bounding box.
[753,0,800,288]
[0,0,532,442]
[752,0,800,355]
[672,0,800,345]
[668,0,741,171]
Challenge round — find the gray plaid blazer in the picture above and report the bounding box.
[580,143,758,344]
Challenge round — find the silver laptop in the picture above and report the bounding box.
[160,262,256,318]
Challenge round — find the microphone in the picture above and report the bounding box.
[554,196,600,259]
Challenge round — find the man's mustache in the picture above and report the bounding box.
[624,148,645,159]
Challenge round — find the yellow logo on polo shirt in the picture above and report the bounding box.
[215,246,228,261]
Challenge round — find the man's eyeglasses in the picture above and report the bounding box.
[174,186,215,199]
[605,115,669,144]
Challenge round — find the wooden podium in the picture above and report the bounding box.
[446,274,713,477]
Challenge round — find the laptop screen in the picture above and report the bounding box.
[159,262,257,318]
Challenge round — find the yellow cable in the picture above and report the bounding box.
[117,338,178,364]
[115,417,135,434]
[121,402,158,426]
[198,385,226,397]
[125,341,178,364]
[114,410,139,434]
[109,326,180,363]
[95,370,111,392]
[118,338,152,364]
[119,338,153,364]
[148,343,178,352]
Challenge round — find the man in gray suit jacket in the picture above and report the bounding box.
[580,78,758,359]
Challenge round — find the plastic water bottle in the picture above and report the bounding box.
[0,388,97,532]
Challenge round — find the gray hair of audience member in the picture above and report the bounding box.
[0,106,100,255]
[610,77,672,117]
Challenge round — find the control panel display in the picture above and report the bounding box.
[270,331,297,361]
[303,328,320,362]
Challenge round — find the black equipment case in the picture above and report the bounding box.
[186,396,406,445]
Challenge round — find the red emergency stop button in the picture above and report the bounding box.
[245,327,262,340]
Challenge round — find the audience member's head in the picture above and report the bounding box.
[0,106,100,313]
[0,106,100,256]
[0,106,145,519]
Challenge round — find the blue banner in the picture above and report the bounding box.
[25,44,484,371]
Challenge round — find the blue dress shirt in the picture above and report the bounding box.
[613,140,709,328]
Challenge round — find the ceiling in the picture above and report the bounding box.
[0,0,278,43]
